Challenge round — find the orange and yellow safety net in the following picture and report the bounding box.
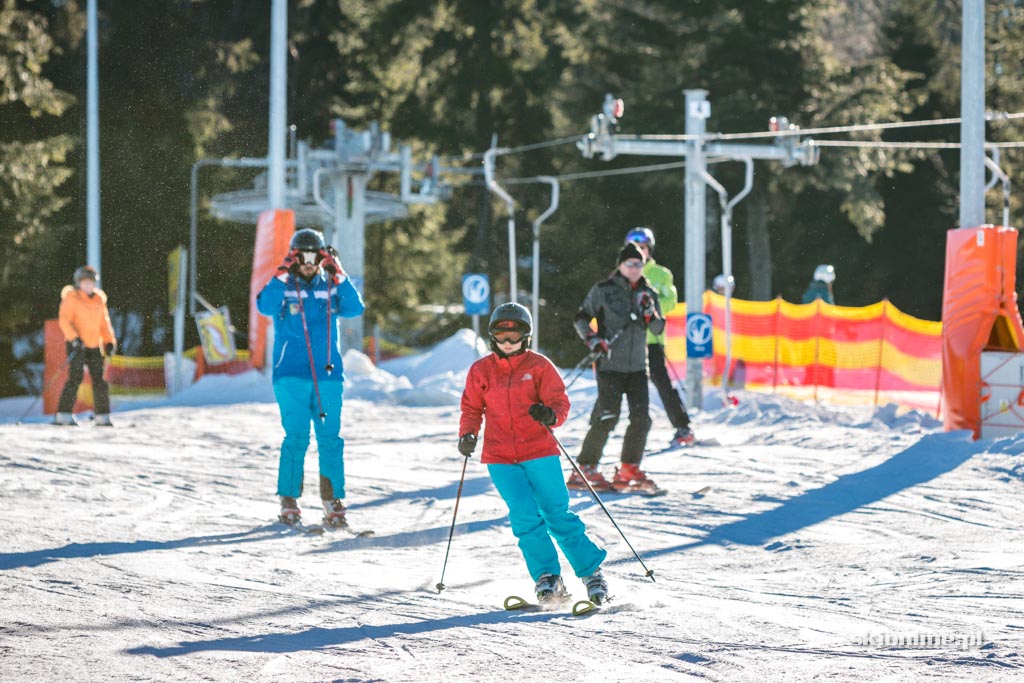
[663,292,942,413]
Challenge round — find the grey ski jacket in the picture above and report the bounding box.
[573,272,665,374]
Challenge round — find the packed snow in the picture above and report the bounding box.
[2,331,1023,681]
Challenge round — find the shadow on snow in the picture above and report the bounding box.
[127,607,572,658]
[641,432,980,558]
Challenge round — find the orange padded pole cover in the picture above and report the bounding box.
[941,225,1024,436]
[249,209,295,370]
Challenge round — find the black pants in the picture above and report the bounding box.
[647,343,690,430]
[578,371,651,466]
[57,347,110,414]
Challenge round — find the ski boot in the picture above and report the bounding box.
[279,496,301,525]
[534,573,570,604]
[53,412,78,426]
[94,413,113,427]
[322,499,347,529]
[582,568,609,605]
[566,464,613,492]
[612,463,659,493]
[670,426,695,448]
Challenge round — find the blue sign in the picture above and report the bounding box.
[462,274,490,316]
[685,313,714,359]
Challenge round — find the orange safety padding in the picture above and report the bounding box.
[941,225,1024,437]
[43,319,94,414]
[249,209,295,370]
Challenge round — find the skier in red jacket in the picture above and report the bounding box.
[459,302,609,604]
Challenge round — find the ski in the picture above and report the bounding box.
[324,521,374,537]
[607,486,668,498]
[692,485,712,497]
[503,595,601,616]
[275,519,326,535]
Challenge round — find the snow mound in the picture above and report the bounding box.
[379,329,487,384]
[164,369,276,406]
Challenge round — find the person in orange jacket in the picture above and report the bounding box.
[458,302,608,605]
[55,266,117,426]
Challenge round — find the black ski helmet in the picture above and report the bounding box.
[73,265,98,285]
[290,228,326,252]
[624,227,655,250]
[488,302,532,356]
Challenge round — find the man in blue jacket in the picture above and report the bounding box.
[257,228,365,527]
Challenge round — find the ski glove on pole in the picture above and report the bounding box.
[65,339,84,356]
[587,336,610,358]
[638,292,658,325]
[103,343,115,357]
[528,403,556,426]
[457,434,477,456]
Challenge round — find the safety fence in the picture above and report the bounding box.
[664,292,943,414]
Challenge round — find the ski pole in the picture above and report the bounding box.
[564,329,624,391]
[436,451,472,593]
[563,351,599,390]
[293,280,327,422]
[545,425,656,582]
[16,348,78,425]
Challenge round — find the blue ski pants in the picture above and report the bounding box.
[487,455,606,582]
[273,377,346,500]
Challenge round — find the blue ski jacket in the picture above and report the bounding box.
[257,271,365,382]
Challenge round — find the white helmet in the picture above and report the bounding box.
[712,274,734,294]
[813,264,835,284]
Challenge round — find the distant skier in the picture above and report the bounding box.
[458,303,609,604]
[256,228,364,528]
[55,266,117,427]
[625,227,696,448]
[802,264,835,305]
[570,241,665,493]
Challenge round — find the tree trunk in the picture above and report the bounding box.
[746,184,773,300]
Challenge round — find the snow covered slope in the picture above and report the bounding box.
[2,362,1024,680]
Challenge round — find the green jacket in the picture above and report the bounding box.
[643,258,677,344]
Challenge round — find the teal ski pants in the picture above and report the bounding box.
[273,377,346,500]
[487,455,606,582]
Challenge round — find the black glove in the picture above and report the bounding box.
[638,291,658,324]
[457,433,477,456]
[66,339,84,357]
[587,336,610,358]
[528,403,556,426]
[103,343,115,357]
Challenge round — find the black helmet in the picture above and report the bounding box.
[290,228,326,252]
[73,265,98,285]
[488,302,532,356]
[624,227,655,250]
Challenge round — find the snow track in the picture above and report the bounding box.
[3,388,1024,681]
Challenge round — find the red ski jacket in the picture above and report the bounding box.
[459,350,570,465]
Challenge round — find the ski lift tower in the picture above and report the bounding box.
[579,92,819,408]
[206,120,446,353]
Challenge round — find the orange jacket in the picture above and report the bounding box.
[59,285,116,350]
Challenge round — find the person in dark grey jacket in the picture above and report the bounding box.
[569,241,665,493]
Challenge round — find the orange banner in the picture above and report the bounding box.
[249,209,295,370]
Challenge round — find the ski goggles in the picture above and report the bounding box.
[620,259,644,269]
[491,332,525,345]
[297,250,322,265]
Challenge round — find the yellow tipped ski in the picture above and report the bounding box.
[572,599,598,616]
[504,595,529,611]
